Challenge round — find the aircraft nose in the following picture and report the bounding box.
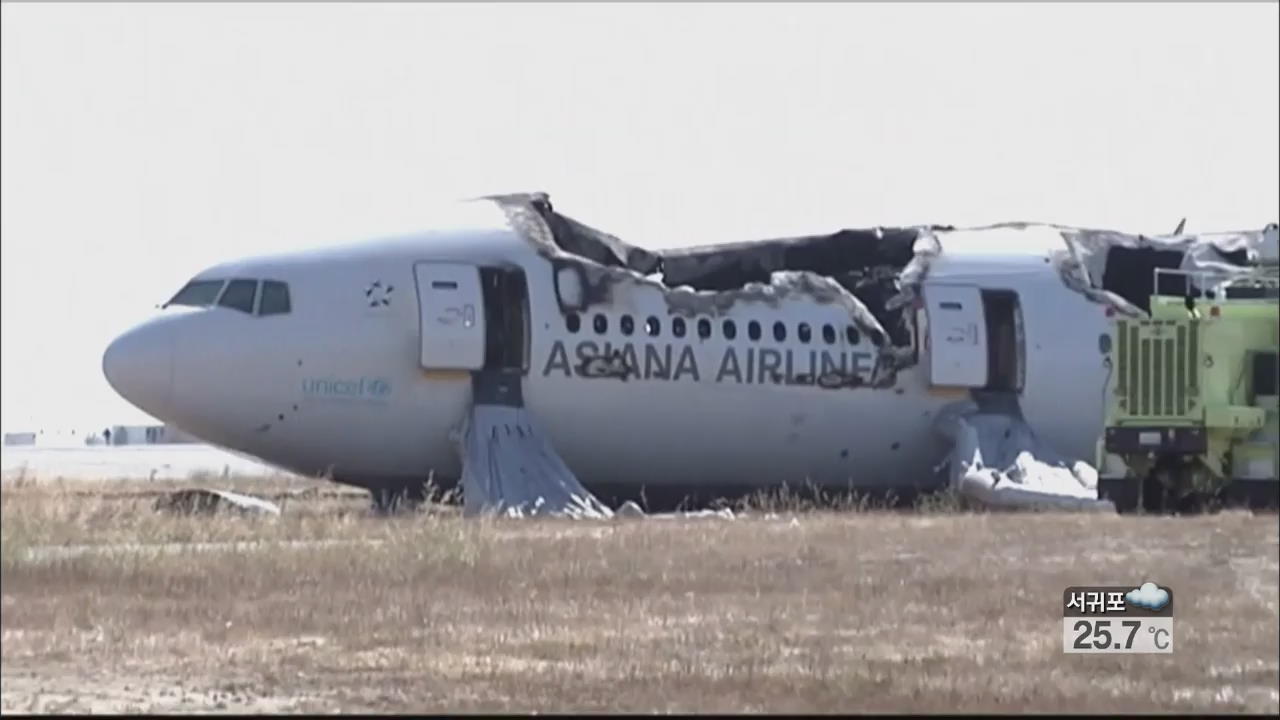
[103,320,176,416]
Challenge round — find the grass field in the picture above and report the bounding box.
[2,475,1277,714]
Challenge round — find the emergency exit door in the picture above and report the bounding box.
[923,284,988,387]
[413,262,486,370]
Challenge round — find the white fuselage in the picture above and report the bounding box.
[102,200,1113,500]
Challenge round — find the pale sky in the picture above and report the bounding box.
[2,2,1277,434]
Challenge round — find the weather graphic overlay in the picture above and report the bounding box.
[1062,583,1173,654]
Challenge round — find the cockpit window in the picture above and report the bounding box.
[217,278,258,314]
[259,280,291,316]
[165,279,225,308]
[165,277,290,316]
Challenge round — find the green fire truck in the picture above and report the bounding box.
[1097,266,1279,513]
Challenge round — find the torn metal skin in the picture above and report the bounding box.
[1050,222,1279,316]
[491,192,940,390]
[492,193,1277,390]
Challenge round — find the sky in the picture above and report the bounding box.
[2,2,1278,434]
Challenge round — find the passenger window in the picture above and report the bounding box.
[822,324,836,344]
[217,279,257,314]
[723,320,737,340]
[566,313,581,333]
[773,321,786,342]
[645,316,661,336]
[621,315,635,336]
[258,280,291,316]
[798,323,812,343]
[748,321,761,341]
[846,326,860,345]
[697,318,711,339]
[593,314,608,334]
[672,317,686,338]
[165,279,225,308]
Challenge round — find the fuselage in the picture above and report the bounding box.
[103,197,1118,503]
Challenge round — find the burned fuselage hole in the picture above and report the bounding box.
[648,226,925,351]
[533,199,924,354]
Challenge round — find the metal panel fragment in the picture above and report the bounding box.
[153,488,282,516]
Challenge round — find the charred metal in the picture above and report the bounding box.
[492,192,937,390]
[1054,223,1278,316]
[492,192,1277,393]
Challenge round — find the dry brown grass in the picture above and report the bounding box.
[2,476,1277,714]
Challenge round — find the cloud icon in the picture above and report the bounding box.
[1125,582,1170,610]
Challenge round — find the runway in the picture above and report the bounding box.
[1,444,280,481]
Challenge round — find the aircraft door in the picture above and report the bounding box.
[413,262,486,370]
[923,283,989,387]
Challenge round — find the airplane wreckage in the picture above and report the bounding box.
[162,194,1277,520]
[433,193,1278,519]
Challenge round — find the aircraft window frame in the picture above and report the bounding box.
[164,279,226,309]
[672,317,687,338]
[722,319,737,340]
[620,315,635,336]
[822,324,836,344]
[258,280,292,316]
[645,316,661,336]
[216,278,258,315]
[772,321,787,342]
[798,323,812,343]
[846,326,861,345]
[747,321,762,341]
[593,313,609,335]
[566,313,581,333]
[697,318,711,339]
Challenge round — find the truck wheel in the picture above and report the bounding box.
[1142,470,1166,514]
[1099,476,1141,513]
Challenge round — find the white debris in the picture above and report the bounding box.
[645,508,736,520]
[934,399,1116,512]
[153,488,282,516]
[615,500,646,518]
